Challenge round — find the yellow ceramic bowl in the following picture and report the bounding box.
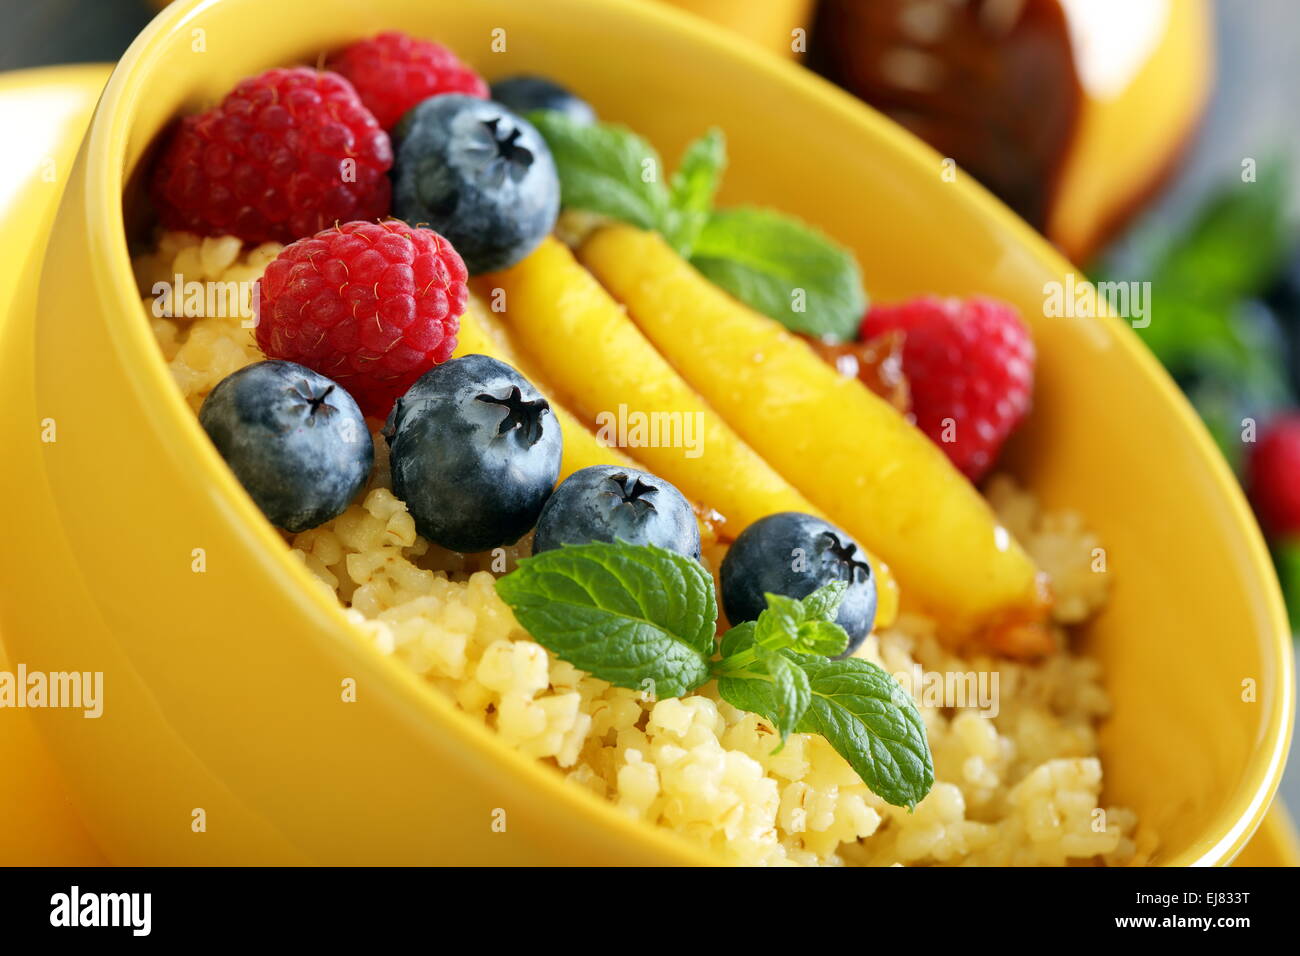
[0,0,1292,865]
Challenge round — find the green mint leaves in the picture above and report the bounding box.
[495,542,933,808]
[789,656,935,809]
[718,646,812,749]
[690,207,867,341]
[528,110,721,254]
[713,597,934,807]
[527,112,671,234]
[663,128,726,255]
[494,541,715,699]
[1095,162,1292,470]
[528,111,866,342]
[752,586,851,657]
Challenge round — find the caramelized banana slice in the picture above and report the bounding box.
[580,225,1043,636]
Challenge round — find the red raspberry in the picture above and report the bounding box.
[151,68,392,245]
[862,296,1034,482]
[326,31,488,131]
[256,220,467,419]
[1246,414,1300,538]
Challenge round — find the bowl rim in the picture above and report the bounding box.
[77,0,1293,866]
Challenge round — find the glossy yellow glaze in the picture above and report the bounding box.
[0,0,1291,865]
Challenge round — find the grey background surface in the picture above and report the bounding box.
[3,0,1298,842]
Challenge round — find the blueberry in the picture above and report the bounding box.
[489,74,596,125]
[533,465,700,559]
[391,95,559,275]
[385,354,562,552]
[720,512,877,656]
[199,360,373,533]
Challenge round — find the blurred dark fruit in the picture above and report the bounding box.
[810,0,1080,232]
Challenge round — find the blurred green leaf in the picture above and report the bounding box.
[1273,539,1300,639]
[1102,160,1290,374]
[1179,298,1293,465]
[1098,162,1295,481]
[1151,164,1289,304]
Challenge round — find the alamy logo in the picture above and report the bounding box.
[891,666,1000,717]
[152,274,260,327]
[0,665,102,718]
[50,886,151,936]
[1043,273,1151,328]
[594,404,704,459]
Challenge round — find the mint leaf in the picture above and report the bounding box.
[495,542,715,698]
[669,128,725,213]
[690,206,867,342]
[719,620,755,658]
[498,546,931,807]
[753,592,805,652]
[719,652,810,750]
[722,588,829,746]
[800,580,847,622]
[791,620,850,657]
[792,581,851,656]
[763,654,811,747]
[664,128,726,255]
[796,656,934,809]
[527,111,670,232]
[748,585,848,657]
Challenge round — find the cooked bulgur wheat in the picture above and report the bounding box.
[139,231,1153,866]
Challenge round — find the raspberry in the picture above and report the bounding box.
[1246,414,1300,538]
[151,68,392,245]
[256,220,467,419]
[862,296,1034,481]
[326,31,488,131]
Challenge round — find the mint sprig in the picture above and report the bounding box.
[664,128,726,255]
[528,112,867,342]
[495,541,715,698]
[791,656,935,809]
[752,585,850,657]
[495,542,933,808]
[717,610,933,808]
